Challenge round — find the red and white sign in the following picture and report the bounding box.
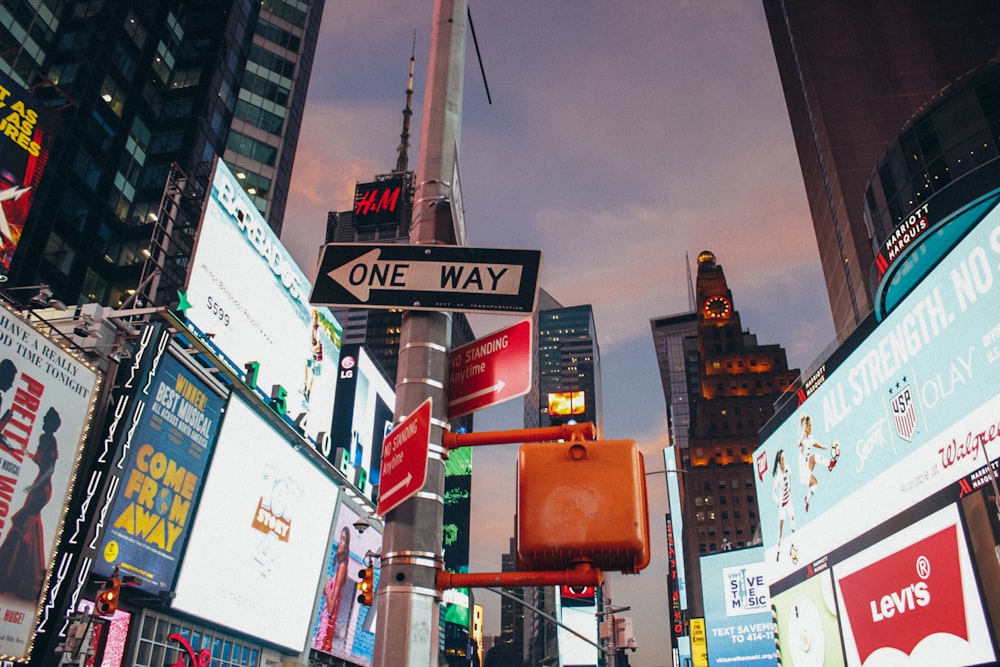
[376,398,432,516]
[448,319,532,418]
[837,524,968,664]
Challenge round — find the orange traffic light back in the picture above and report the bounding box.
[517,438,650,573]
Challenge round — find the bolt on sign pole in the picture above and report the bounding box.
[372,0,467,666]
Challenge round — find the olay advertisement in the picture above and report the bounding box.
[171,395,337,651]
[755,194,1000,573]
[183,158,341,445]
[0,71,54,276]
[0,304,99,660]
[833,507,993,667]
[93,352,223,591]
[700,547,777,667]
[310,500,383,666]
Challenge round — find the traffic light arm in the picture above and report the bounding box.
[436,561,602,591]
[441,422,596,450]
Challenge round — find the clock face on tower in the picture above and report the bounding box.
[702,295,732,319]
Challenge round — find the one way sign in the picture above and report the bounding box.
[310,243,541,314]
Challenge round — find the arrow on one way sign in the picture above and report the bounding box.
[330,248,523,301]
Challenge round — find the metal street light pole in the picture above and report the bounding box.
[371,1,467,665]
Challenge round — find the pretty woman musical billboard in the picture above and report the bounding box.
[0,303,99,661]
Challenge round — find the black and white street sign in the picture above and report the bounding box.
[310,244,541,314]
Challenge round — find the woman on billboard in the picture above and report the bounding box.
[317,525,352,651]
[0,406,61,598]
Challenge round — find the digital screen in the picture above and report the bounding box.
[328,345,395,500]
[310,499,383,666]
[172,395,338,651]
[93,352,224,592]
[700,547,777,667]
[0,305,99,659]
[755,191,1000,664]
[547,390,585,416]
[0,71,55,277]
[352,175,407,228]
[184,158,341,446]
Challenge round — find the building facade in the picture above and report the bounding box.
[652,251,798,618]
[0,0,322,307]
[762,0,1000,339]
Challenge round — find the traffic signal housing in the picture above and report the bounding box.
[357,567,375,606]
[95,576,121,616]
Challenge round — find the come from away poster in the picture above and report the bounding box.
[94,352,223,592]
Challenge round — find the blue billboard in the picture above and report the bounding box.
[94,352,224,591]
[701,547,778,667]
[755,190,1000,666]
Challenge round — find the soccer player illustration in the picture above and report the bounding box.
[772,449,796,561]
[797,414,840,511]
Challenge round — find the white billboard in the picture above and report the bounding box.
[183,158,341,445]
[172,395,338,651]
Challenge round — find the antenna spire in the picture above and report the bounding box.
[396,32,416,173]
[686,251,696,311]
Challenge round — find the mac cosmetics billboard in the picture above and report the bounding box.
[0,304,100,660]
[754,192,1000,665]
[183,158,341,446]
[93,352,224,592]
[172,395,338,651]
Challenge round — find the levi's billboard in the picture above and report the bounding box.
[755,190,1000,665]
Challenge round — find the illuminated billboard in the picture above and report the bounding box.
[0,304,100,660]
[172,395,338,651]
[0,71,55,276]
[328,345,395,501]
[754,191,1000,665]
[547,390,585,416]
[700,547,777,667]
[93,352,224,592]
[352,175,408,228]
[310,498,383,665]
[183,158,341,445]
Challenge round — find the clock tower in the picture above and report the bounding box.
[672,250,800,617]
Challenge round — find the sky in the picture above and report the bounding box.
[282,2,837,666]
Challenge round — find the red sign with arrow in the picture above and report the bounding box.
[448,319,532,418]
[376,398,432,516]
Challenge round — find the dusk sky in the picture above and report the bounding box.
[283,3,838,664]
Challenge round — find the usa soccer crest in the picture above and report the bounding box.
[890,384,917,441]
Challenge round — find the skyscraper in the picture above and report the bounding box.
[0,0,323,307]
[530,303,603,434]
[762,0,1000,339]
[652,251,798,618]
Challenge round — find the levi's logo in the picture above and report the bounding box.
[838,525,967,663]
